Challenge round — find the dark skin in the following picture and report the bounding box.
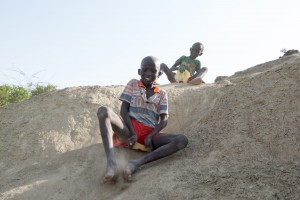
[97,56,188,183]
[160,42,205,84]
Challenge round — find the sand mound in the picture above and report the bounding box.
[0,54,299,200]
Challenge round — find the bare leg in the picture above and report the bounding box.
[160,63,176,83]
[197,67,208,79]
[97,106,130,183]
[189,67,208,85]
[188,78,203,85]
[123,133,188,182]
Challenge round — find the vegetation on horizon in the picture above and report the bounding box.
[0,69,57,106]
[280,48,287,54]
[0,83,57,106]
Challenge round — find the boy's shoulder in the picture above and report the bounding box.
[156,86,167,96]
[179,55,187,60]
[125,78,139,85]
[128,78,139,82]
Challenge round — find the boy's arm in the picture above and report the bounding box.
[170,56,184,71]
[187,61,201,81]
[170,62,179,71]
[188,69,201,81]
[120,101,137,147]
[144,113,168,150]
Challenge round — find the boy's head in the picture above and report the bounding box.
[190,42,204,59]
[138,56,161,86]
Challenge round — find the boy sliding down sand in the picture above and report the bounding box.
[97,56,188,183]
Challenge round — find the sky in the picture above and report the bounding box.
[0,0,299,89]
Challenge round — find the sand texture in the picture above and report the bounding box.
[0,54,300,200]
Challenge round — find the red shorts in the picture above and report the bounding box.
[113,119,160,147]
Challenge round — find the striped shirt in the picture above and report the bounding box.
[119,79,168,127]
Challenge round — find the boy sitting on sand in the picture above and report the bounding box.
[97,56,188,183]
[160,42,208,85]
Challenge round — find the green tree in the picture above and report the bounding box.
[0,85,12,106]
[0,85,31,106]
[0,69,57,106]
[30,83,56,96]
[0,83,57,106]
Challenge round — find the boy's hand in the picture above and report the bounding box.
[178,65,186,73]
[144,136,153,151]
[127,134,137,149]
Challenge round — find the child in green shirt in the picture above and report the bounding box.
[160,42,207,85]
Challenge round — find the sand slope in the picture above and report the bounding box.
[0,54,299,200]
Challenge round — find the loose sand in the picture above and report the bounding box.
[0,54,299,200]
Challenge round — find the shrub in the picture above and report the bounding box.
[10,85,32,103]
[30,83,56,96]
[0,85,31,106]
[280,48,287,53]
[0,83,57,106]
[0,85,12,106]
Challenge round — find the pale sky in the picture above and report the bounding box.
[0,0,299,88]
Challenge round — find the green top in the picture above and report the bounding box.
[175,56,201,75]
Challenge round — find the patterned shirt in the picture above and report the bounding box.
[119,79,168,127]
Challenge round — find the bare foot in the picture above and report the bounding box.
[188,77,203,85]
[123,162,137,182]
[103,168,118,184]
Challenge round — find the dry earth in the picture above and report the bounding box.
[0,54,299,200]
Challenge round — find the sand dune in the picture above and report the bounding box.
[0,53,299,200]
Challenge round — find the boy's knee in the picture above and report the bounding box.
[97,106,110,119]
[202,67,208,72]
[160,63,167,71]
[200,67,208,73]
[176,134,188,149]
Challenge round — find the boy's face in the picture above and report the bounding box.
[190,46,201,59]
[139,58,160,86]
